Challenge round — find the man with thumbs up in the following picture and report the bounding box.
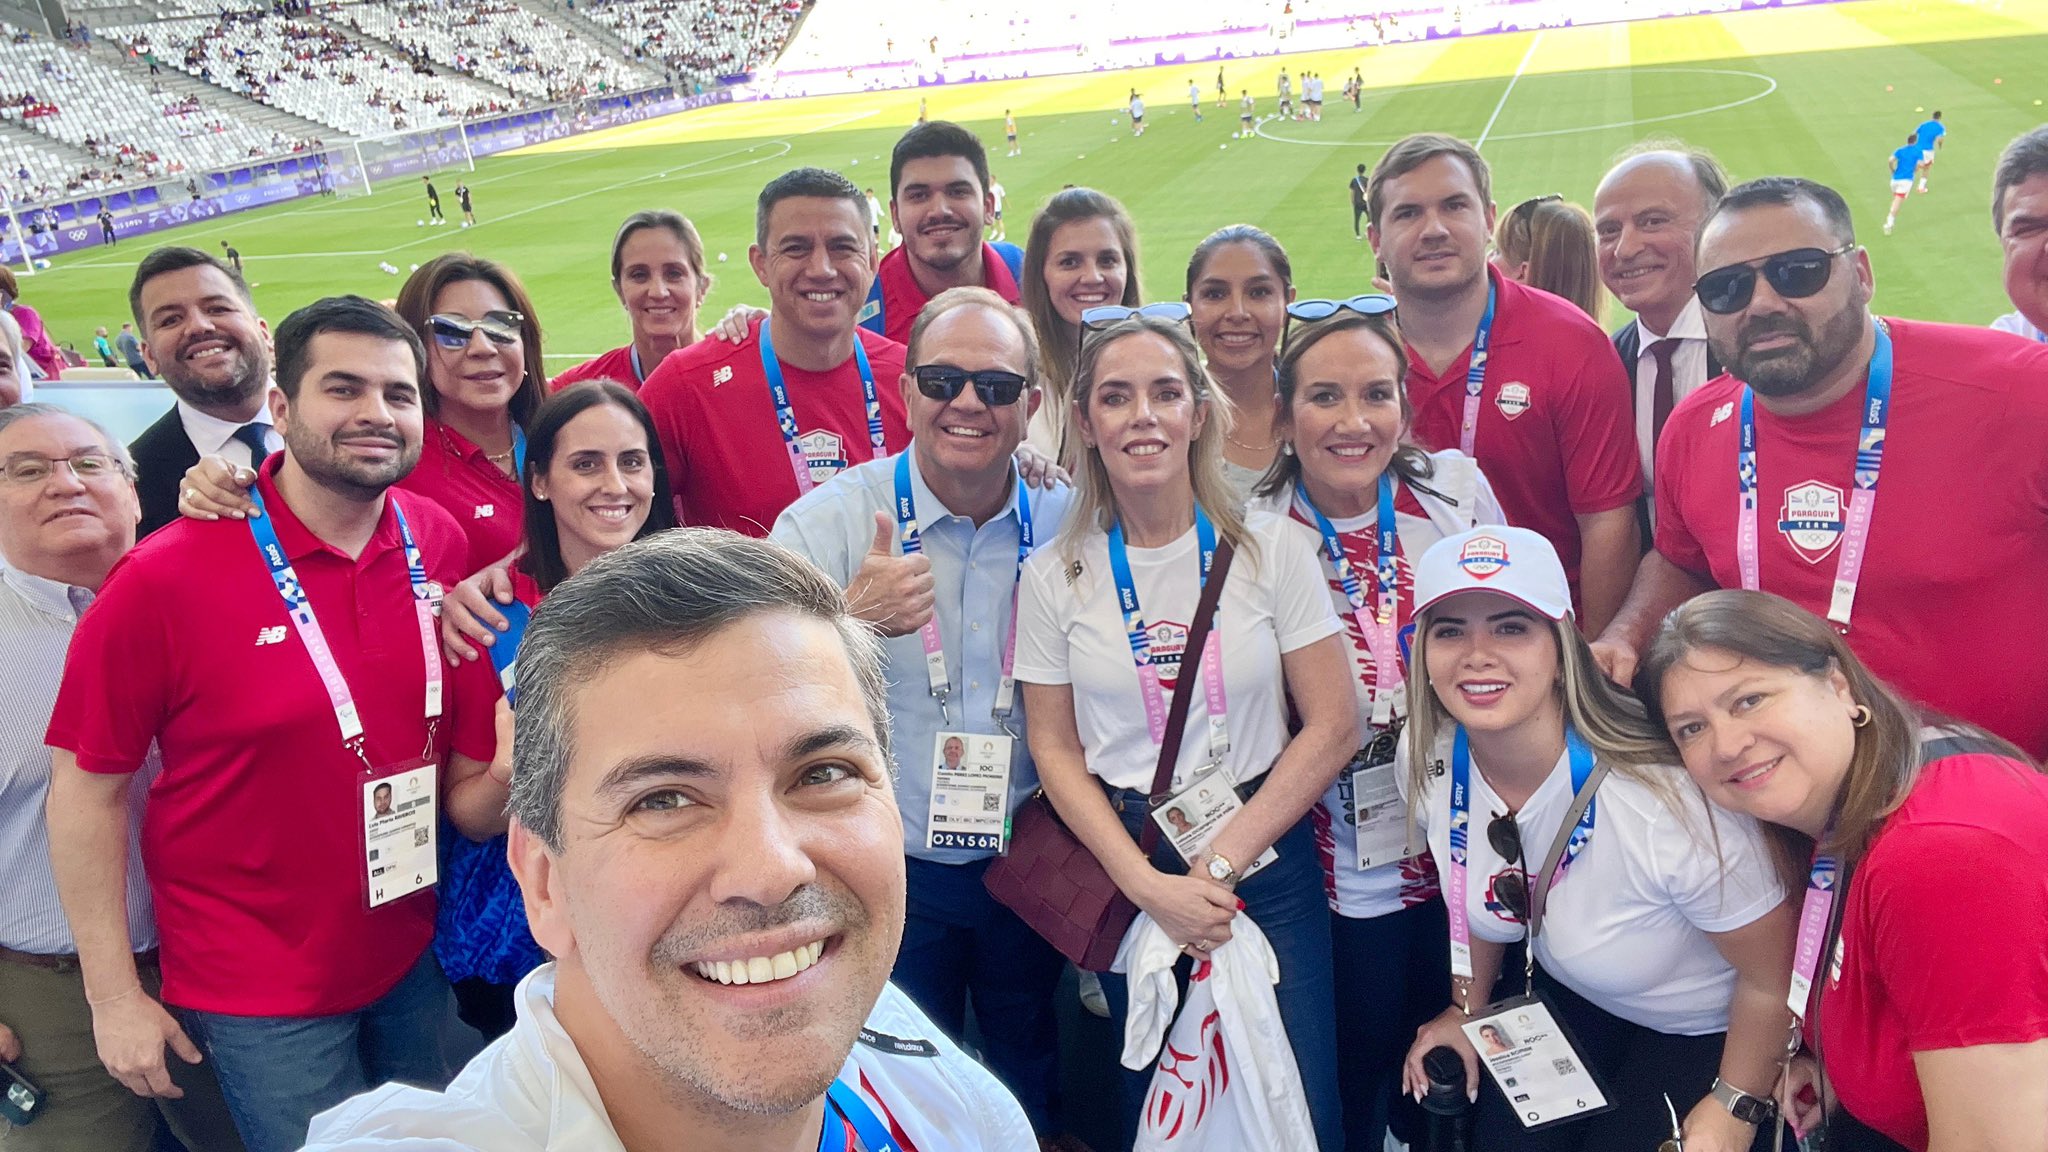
[773,286,1079,1147]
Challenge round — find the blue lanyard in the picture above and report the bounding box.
[1450,723,1598,897]
[1107,509,1227,759]
[1456,277,1498,457]
[1736,322,1892,630]
[819,1080,902,1152]
[511,424,526,480]
[1106,508,1217,667]
[760,319,883,491]
[629,344,645,385]
[891,451,1034,722]
[1296,474,1404,724]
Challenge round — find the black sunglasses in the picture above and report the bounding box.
[1507,193,1563,230]
[428,310,525,349]
[1693,243,1856,315]
[1488,811,1529,921]
[913,364,1030,406]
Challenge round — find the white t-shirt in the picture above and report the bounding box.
[1401,728,1784,1036]
[1014,510,1342,792]
[1248,451,1504,919]
[989,181,1005,212]
[302,966,1034,1151]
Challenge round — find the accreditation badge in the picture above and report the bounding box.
[362,759,437,910]
[925,731,1013,853]
[1346,726,1417,871]
[1151,768,1277,879]
[1462,994,1614,1130]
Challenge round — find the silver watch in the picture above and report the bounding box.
[1710,1078,1777,1125]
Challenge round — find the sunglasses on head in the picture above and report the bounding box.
[1488,811,1530,920]
[913,364,1030,406]
[428,310,525,349]
[1281,293,1398,354]
[1693,243,1856,315]
[1078,301,1194,355]
[1507,193,1563,230]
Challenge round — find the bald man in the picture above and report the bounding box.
[1594,146,1730,495]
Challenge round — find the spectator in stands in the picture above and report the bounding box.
[638,167,909,536]
[1366,133,1640,635]
[124,246,281,538]
[0,267,63,381]
[0,403,247,1152]
[861,122,1026,345]
[46,297,505,1152]
[1991,125,2048,343]
[299,530,1035,1151]
[1493,194,1604,321]
[550,210,711,392]
[0,312,26,406]
[1019,187,1142,464]
[1593,176,2048,759]
[1182,224,1294,501]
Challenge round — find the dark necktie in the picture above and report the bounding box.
[233,422,272,465]
[1647,338,1681,451]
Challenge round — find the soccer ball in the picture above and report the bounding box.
[410,263,420,271]
[717,252,728,262]
[31,258,51,270]
[459,221,469,228]
[416,219,425,227]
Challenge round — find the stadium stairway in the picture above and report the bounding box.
[520,0,640,65]
[338,18,524,106]
[85,38,336,145]
[0,118,98,174]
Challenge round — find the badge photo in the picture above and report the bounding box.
[925,730,1013,853]
[1460,995,1614,1131]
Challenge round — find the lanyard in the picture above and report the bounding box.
[1296,474,1403,727]
[1446,725,1596,991]
[511,424,526,480]
[1106,509,1229,766]
[818,1079,902,1152]
[629,344,645,385]
[248,486,444,766]
[891,452,1033,730]
[1736,322,1892,631]
[1456,277,1498,457]
[761,319,882,496]
[1786,851,1837,1025]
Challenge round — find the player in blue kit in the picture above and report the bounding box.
[1913,110,1945,192]
[1885,132,1921,235]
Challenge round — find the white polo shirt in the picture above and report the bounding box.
[302,965,1035,1151]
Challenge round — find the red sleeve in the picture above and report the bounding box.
[44,557,175,774]
[637,359,692,525]
[1558,333,1642,515]
[1652,415,1712,577]
[444,654,501,764]
[1863,819,2048,1050]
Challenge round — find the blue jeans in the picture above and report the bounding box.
[1096,785,1343,1152]
[892,855,1065,1133]
[1332,899,1450,1152]
[177,949,451,1152]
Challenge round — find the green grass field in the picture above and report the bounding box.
[20,0,2048,368]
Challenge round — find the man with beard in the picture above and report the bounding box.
[1592,176,2048,757]
[125,246,281,536]
[1366,133,1641,634]
[46,296,505,1152]
[858,123,1025,346]
[300,530,1034,1151]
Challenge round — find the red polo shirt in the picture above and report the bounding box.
[46,457,500,1016]
[639,314,909,536]
[548,345,645,393]
[1654,318,2048,757]
[396,417,523,576]
[863,242,1022,346]
[1404,269,1640,595]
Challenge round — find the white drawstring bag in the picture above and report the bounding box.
[1113,912,1317,1151]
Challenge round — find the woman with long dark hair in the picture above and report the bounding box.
[1184,225,1294,503]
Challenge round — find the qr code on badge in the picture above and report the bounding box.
[414,828,430,848]
[1551,1057,1578,1076]
[983,794,1000,812]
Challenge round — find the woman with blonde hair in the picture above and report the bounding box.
[1398,526,1792,1152]
[1018,187,1141,462]
[550,210,712,391]
[1495,195,1606,321]
[1639,590,2048,1152]
[1014,311,1357,1149]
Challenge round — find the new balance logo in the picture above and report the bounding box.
[255,625,288,646]
[1711,401,1735,427]
[473,504,495,518]
[713,365,734,386]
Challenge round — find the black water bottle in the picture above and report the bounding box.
[1421,1045,1477,1152]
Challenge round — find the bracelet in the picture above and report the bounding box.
[87,985,142,1008]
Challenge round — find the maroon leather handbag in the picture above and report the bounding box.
[984,541,1235,971]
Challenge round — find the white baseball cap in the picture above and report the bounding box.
[1413,525,1573,622]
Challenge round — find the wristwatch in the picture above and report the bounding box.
[1710,1078,1778,1125]
[1205,852,1240,884]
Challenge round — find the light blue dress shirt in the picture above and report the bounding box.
[773,450,1072,864]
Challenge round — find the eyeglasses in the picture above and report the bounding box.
[1488,811,1529,921]
[1281,293,1398,355]
[1693,244,1856,315]
[427,310,525,349]
[913,364,1030,406]
[2,451,123,486]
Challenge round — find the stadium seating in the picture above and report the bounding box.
[580,0,801,90]
[342,1,660,103]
